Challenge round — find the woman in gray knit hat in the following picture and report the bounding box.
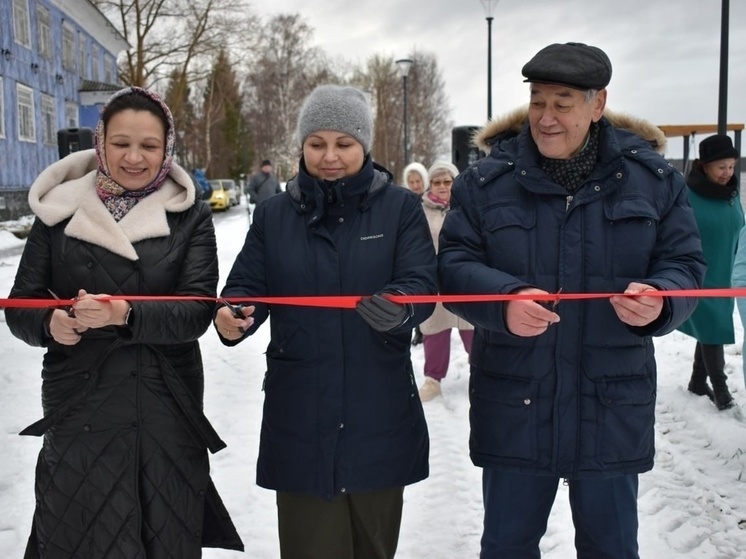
[215,84,437,558]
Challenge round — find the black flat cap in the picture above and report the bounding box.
[522,42,612,90]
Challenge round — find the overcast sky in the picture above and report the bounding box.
[250,0,746,158]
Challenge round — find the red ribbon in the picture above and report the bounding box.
[1,288,745,310]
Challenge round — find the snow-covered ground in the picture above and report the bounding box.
[1,202,746,558]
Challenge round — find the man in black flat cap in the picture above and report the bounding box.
[439,42,706,558]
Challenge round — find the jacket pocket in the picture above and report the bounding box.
[481,204,536,276]
[603,197,659,279]
[594,375,655,465]
[469,372,538,462]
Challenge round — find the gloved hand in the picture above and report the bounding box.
[356,294,409,332]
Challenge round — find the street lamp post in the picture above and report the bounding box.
[396,58,414,165]
[480,0,499,120]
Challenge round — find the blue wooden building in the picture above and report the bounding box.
[0,0,129,219]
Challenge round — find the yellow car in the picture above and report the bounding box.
[208,180,237,211]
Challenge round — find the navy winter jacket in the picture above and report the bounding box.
[438,114,705,479]
[221,157,437,499]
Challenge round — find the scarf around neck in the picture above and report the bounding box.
[94,86,176,221]
[539,121,600,192]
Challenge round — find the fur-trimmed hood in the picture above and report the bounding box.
[472,106,667,155]
[28,149,197,261]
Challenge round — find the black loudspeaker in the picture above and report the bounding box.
[57,127,94,159]
[451,125,483,172]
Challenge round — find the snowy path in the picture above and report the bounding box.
[1,208,746,557]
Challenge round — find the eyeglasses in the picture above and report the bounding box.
[431,179,453,187]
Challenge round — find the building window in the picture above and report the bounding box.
[41,94,56,145]
[37,5,52,59]
[104,56,114,84]
[62,24,75,71]
[0,78,5,139]
[79,35,87,78]
[65,102,78,128]
[91,44,100,82]
[17,83,36,143]
[13,0,31,49]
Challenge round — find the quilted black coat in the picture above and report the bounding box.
[5,151,243,558]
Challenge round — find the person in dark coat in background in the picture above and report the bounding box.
[5,87,243,558]
[438,43,705,558]
[246,159,282,206]
[215,84,437,559]
[678,134,743,411]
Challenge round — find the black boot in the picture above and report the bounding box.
[687,369,714,401]
[710,374,735,411]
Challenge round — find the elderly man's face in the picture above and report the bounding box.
[528,84,606,160]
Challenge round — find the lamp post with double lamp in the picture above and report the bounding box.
[395,58,414,166]
[480,0,499,120]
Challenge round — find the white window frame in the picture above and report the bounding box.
[62,24,75,71]
[104,56,114,84]
[65,102,79,128]
[91,44,100,82]
[17,83,36,143]
[0,78,5,139]
[41,93,56,145]
[37,5,52,59]
[13,0,31,49]
[79,35,87,78]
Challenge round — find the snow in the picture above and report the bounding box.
[2,202,746,558]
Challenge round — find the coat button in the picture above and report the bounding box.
[594,185,601,192]
[523,398,531,405]
[83,373,90,379]
[194,530,201,538]
[340,487,347,493]
[339,423,344,429]
[83,424,91,431]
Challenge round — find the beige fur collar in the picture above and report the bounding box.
[473,106,667,155]
[28,149,196,261]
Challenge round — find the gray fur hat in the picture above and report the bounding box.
[296,85,373,153]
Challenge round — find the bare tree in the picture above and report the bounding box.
[356,51,451,181]
[354,55,401,175]
[93,0,254,88]
[406,50,452,166]
[242,14,338,180]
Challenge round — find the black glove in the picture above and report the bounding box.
[356,294,409,332]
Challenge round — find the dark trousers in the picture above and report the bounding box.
[276,487,404,559]
[480,469,640,559]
